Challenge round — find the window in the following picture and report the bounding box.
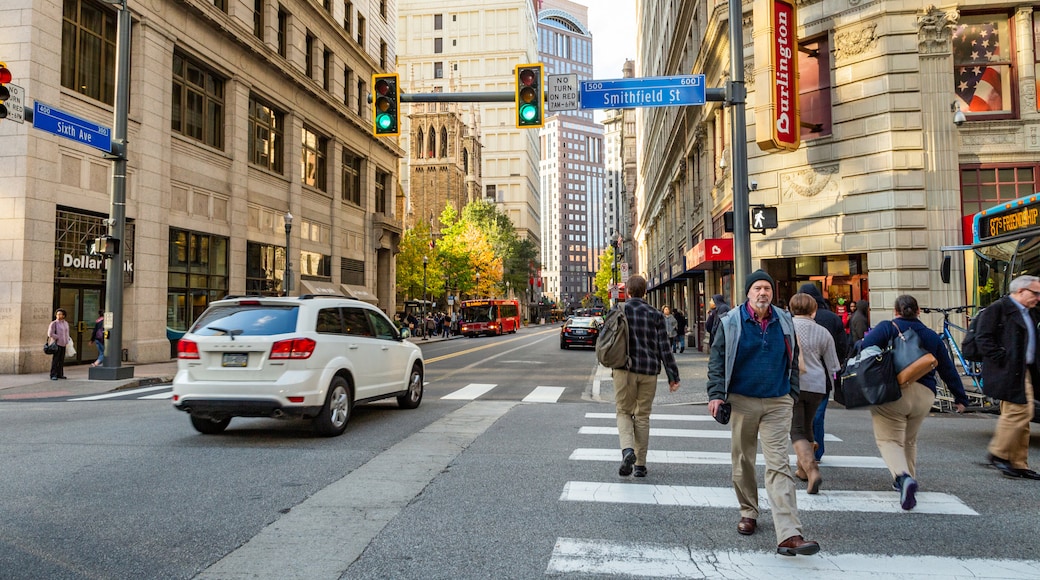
[434,38,443,53]
[379,40,387,70]
[357,78,365,117]
[367,310,396,340]
[379,0,387,19]
[248,95,284,173]
[61,0,117,105]
[953,13,1013,119]
[213,0,227,12]
[277,8,288,57]
[323,0,331,13]
[253,0,264,40]
[341,257,365,285]
[434,14,442,30]
[343,1,352,34]
[172,51,225,149]
[300,251,332,278]
[798,36,831,139]
[301,126,328,191]
[440,127,447,157]
[168,229,229,332]
[343,66,353,105]
[375,169,389,214]
[342,308,372,336]
[416,128,424,158]
[960,165,1038,217]
[357,15,366,47]
[434,61,443,79]
[316,308,344,334]
[246,241,287,296]
[323,48,332,91]
[305,31,315,78]
[342,149,362,205]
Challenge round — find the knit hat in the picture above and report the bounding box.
[745,269,774,295]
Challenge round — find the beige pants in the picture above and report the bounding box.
[613,369,658,465]
[869,382,934,479]
[988,372,1035,469]
[729,393,803,543]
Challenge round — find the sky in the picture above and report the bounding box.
[575,0,638,81]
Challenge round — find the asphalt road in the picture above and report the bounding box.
[0,326,1037,579]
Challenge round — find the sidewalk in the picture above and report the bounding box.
[0,333,462,401]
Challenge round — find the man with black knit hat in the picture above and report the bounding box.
[797,283,848,465]
[707,269,820,556]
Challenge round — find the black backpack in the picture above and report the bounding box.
[960,314,982,362]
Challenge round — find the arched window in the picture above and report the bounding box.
[416,128,424,158]
[463,148,469,174]
[440,127,448,157]
[427,126,436,158]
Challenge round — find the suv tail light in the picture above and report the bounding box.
[270,338,316,359]
[178,339,200,359]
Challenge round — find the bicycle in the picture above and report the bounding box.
[920,305,997,413]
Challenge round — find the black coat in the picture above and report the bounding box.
[975,295,1040,404]
[797,284,848,362]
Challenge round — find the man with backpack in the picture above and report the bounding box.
[610,275,680,478]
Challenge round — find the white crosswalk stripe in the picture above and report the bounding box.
[441,383,498,400]
[546,538,1040,579]
[68,385,173,401]
[522,386,566,403]
[579,425,841,442]
[568,448,887,469]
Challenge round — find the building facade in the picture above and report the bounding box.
[0,0,402,373]
[602,59,639,295]
[397,0,543,246]
[635,0,1035,350]
[536,0,604,309]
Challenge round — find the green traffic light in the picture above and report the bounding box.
[376,113,393,131]
[519,104,538,123]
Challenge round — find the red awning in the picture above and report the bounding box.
[686,238,734,270]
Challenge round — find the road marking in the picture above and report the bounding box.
[441,383,497,400]
[67,385,174,401]
[422,328,557,364]
[558,481,978,515]
[138,391,173,400]
[579,425,841,442]
[196,401,517,580]
[523,386,566,403]
[568,448,888,469]
[586,412,718,422]
[546,538,1038,578]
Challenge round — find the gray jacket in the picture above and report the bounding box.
[706,302,800,401]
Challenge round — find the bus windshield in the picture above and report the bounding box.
[460,304,493,323]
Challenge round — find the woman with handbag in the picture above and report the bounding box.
[46,308,71,380]
[860,295,969,510]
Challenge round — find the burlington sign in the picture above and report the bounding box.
[754,0,800,152]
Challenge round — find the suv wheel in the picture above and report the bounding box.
[397,364,424,409]
[190,414,231,435]
[314,376,352,437]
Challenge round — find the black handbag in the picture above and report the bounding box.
[888,321,938,387]
[840,345,901,409]
[43,342,59,355]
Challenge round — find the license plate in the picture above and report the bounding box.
[573,330,585,335]
[222,353,248,367]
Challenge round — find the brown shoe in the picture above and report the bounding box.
[737,517,756,536]
[777,535,820,556]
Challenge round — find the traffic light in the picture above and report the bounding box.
[514,63,543,128]
[372,73,400,136]
[0,62,11,120]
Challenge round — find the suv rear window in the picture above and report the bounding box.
[189,305,299,336]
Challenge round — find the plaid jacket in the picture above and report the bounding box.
[624,298,680,382]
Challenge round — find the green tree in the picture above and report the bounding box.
[593,246,616,305]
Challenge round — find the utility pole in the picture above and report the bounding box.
[728,0,752,296]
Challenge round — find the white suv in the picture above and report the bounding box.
[172,295,424,437]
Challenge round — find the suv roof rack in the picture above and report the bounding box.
[220,294,265,300]
[298,293,354,300]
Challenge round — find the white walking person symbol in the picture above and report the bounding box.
[753,210,764,229]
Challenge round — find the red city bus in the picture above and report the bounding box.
[458,299,521,337]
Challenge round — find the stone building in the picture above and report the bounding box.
[0,0,402,372]
[635,0,1037,349]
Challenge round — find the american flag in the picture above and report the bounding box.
[952,20,1004,112]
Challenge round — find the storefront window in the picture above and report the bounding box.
[246,241,286,296]
[168,228,229,333]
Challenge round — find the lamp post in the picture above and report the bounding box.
[475,271,480,299]
[284,211,293,296]
[422,255,429,321]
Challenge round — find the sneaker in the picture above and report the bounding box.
[898,474,917,510]
[892,478,901,492]
[619,448,636,476]
[633,465,647,478]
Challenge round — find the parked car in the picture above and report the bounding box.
[560,316,601,349]
[172,295,424,437]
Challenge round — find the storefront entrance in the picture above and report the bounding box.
[56,286,104,366]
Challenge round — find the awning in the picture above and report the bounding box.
[686,238,734,270]
[298,280,342,296]
[341,284,379,304]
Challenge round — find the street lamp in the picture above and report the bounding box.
[284,211,293,296]
[475,271,480,299]
[422,255,429,322]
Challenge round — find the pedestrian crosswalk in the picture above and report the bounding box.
[544,410,1040,578]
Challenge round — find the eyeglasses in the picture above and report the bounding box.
[1028,289,1040,297]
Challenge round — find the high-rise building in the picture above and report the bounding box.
[397,1,542,246]
[0,0,401,373]
[602,59,639,287]
[537,0,604,309]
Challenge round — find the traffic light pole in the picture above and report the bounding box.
[91,0,133,380]
[727,0,752,298]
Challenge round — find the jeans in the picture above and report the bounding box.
[94,341,105,365]
[812,398,827,460]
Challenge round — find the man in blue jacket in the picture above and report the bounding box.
[707,270,820,556]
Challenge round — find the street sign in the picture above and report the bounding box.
[547,73,579,112]
[580,75,706,110]
[4,83,25,124]
[751,205,778,233]
[620,262,629,280]
[32,100,112,153]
